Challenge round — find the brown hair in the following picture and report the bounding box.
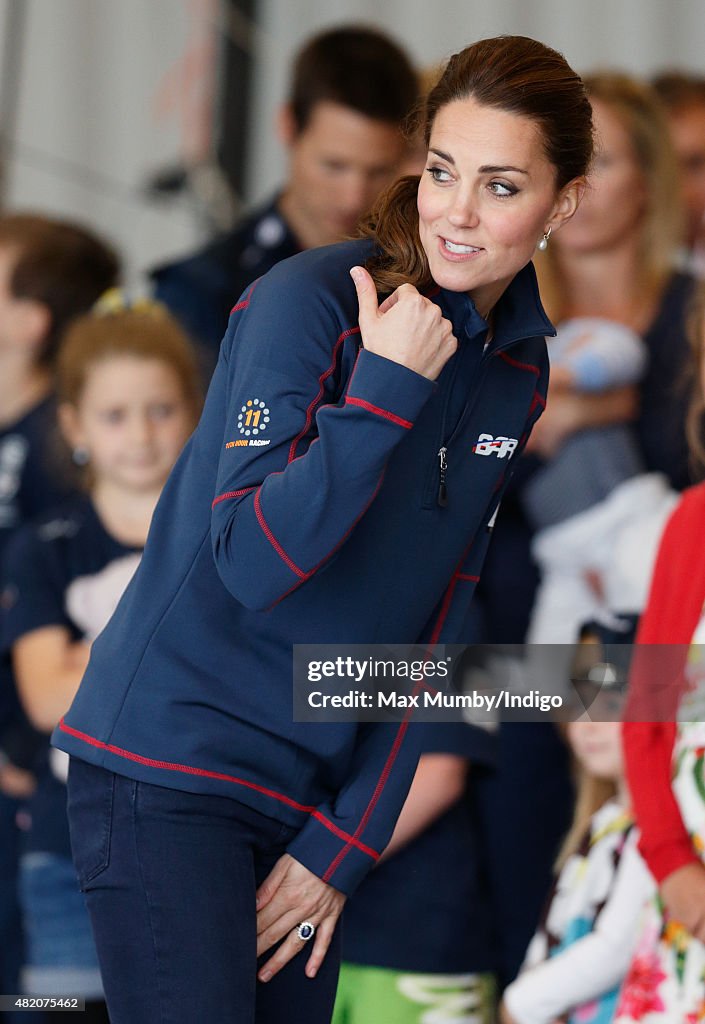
[652,71,705,114]
[57,303,202,424]
[0,213,119,366]
[288,25,418,133]
[361,35,594,293]
[556,767,618,870]
[686,283,705,477]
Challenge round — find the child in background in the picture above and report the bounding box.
[0,298,201,1021]
[0,214,119,537]
[500,655,654,1024]
[522,316,676,645]
[0,213,118,1016]
[332,721,498,1024]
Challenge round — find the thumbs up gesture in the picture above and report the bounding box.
[350,266,457,382]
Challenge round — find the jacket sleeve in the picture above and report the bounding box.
[623,721,695,881]
[285,718,424,895]
[210,272,435,610]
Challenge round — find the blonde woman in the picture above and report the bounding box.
[532,72,690,486]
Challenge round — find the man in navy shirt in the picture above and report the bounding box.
[151,25,418,363]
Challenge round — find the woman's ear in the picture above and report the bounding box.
[549,176,588,233]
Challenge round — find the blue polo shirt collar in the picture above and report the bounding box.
[437,261,556,353]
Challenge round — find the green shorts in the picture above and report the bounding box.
[332,961,496,1024]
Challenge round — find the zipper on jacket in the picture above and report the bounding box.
[424,322,547,509]
[423,352,489,509]
[437,447,448,507]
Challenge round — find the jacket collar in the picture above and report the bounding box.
[436,261,556,353]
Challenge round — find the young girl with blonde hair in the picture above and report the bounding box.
[501,660,653,1024]
[1,298,200,1020]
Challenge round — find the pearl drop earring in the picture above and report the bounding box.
[537,226,552,252]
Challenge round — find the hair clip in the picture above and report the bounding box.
[92,287,167,318]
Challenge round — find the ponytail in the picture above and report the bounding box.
[359,175,432,294]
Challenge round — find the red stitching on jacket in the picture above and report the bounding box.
[58,719,380,861]
[498,351,540,377]
[211,486,256,508]
[346,349,363,394]
[266,470,386,609]
[529,389,546,415]
[310,470,386,575]
[287,436,320,466]
[429,577,459,645]
[345,396,413,429]
[427,533,481,644]
[215,438,385,607]
[254,488,306,579]
[287,326,360,463]
[322,710,413,883]
[230,277,261,315]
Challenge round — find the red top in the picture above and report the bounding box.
[623,482,705,882]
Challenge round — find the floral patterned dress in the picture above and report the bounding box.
[504,800,653,1024]
[616,611,705,1022]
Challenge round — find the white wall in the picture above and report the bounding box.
[0,0,219,287]
[1,0,704,285]
[246,0,705,203]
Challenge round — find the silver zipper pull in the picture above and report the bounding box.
[437,447,448,507]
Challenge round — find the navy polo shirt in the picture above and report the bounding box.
[0,395,74,764]
[2,496,141,857]
[151,194,300,362]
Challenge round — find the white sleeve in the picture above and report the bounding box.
[503,836,654,1024]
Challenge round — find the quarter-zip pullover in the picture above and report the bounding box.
[53,239,552,895]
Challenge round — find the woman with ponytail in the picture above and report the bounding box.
[54,35,592,1024]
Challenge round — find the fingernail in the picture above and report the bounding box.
[349,267,363,283]
[255,897,261,909]
[306,967,317,979]
[259,971,271,983]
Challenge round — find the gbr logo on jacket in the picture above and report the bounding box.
[472,433,518,458]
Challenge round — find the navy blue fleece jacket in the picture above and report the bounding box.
[53,239,551,895]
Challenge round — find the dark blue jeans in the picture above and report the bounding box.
[66,759,342,1024]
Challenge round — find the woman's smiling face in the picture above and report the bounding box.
[417,96,583,316]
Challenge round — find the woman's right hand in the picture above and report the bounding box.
[660,862,705,943]
[350,266,457,381]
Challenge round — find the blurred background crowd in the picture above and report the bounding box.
[2,1,705,1022]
